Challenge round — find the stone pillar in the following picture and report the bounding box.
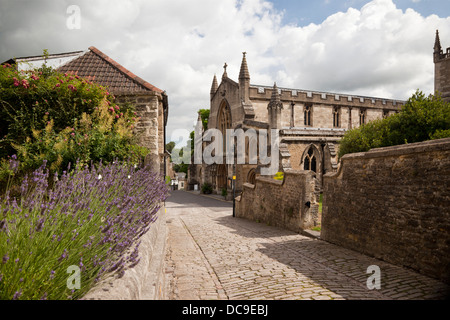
[134,93,161,173]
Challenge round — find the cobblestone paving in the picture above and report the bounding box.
[164,191,449,300]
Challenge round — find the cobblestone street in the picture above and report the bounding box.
[164,191,449,300]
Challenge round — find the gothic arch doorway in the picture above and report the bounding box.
[217,164,227,190]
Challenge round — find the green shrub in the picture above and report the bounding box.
[221,187,227,197]
[338,91,450,158]
[0,63,145,184]
[201,183,213,194]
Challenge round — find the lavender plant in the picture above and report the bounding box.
[0,158,169,300]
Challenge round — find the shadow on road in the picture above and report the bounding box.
[165,190,450,300]
[211,215,450,300]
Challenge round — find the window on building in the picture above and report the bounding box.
[383,110,390,119]
[304,105,312,126]
[359,109,366,126]
[303,147,317,173]
[218,101,232,154]
[333,107,340,128]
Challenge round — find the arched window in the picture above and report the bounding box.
[304,105,312,126]
[218,101,231,134]
[359,109,366,125]
[303,147,317,173]
[333,107,340,128]
[218,101,232,154]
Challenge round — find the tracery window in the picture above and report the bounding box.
[333,107,340,128]
[218,101,232,154]
[303,147,317,173]
[359,109,366,126]
[304,104,312,126]
[218,102,231,134]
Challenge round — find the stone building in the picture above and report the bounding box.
[4,47,169,174]
[434,30,450,102]
[189,52,404,193]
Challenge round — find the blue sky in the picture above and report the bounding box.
[270,0,450,26]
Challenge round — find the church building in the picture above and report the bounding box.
[189,52,404,194]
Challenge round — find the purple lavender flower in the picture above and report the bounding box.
[8,155,19,173]
[58,249,68,262]
[35,218,45,232]
[12,290,22,300]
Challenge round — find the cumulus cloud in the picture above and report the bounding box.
[272,0,450,100]
[0,0,449,140]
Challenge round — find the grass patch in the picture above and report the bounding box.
[319,193,323,213]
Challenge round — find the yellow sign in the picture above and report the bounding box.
[233,176,236,180]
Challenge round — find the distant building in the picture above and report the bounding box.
[3,47,169,174]
[177,172,186,190]
[434,30,450,102]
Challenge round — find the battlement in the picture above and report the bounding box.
[249,84,404,110]
[435,47,450,61]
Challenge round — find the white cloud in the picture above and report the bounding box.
[271,0,450,100]
[0,0,449,140]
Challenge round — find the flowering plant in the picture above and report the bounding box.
[0,159,169,300]
[0,63,145,185]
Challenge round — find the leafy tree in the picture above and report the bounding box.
[189,108,210,151]
[338,91,450,158]
[165,141,175,153]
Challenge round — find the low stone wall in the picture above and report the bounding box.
[322,138,450,284]
[83,206,167,300]
[236,170,320,233]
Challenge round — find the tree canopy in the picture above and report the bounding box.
[338,91,450,158]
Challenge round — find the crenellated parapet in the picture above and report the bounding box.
[249,85,404,111]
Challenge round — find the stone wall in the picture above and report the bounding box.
[116,92,164,173]
[236,170,320,232]
[83,206,167,300]
[322,138,450,284]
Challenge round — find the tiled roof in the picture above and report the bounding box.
[58,46,163,95]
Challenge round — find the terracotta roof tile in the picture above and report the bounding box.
[58,46,163,95]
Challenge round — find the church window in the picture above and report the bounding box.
[359,109,366,126]
[303,146,317,173]
[333,107,340,128]
[218,101,232,154]
[304,105,312,126]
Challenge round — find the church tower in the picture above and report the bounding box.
[434,30,450,102]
